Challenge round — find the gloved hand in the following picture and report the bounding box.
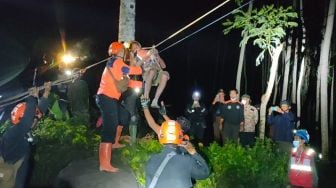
[140,96,150,109]
[159,101,167,116]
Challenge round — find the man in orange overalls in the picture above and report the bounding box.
[96,42,142,173]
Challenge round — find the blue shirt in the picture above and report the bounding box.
[267,111,295,142]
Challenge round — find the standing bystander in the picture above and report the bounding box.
[239,94,258,147]
[220,89,244,144]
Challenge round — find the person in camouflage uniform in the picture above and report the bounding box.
[239,94,258,147]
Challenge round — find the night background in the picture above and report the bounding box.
[0,0,335,187]
[0,0,326,109]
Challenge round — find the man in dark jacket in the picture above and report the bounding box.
[0,82,51,188]
[267,100,295,153]
[185,91,207,144]
[220,89,244,144]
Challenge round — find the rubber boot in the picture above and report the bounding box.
[112,126,125,149]
[99,143,119,173]
[129,125,137,145]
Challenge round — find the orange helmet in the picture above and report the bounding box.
[11,102,26,125]
[108,42,124,56]
[159,120,183,145]
[11,102,43,125]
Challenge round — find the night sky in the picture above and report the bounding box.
[0,0,326,116]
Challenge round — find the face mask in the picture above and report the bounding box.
[293,140,300,148]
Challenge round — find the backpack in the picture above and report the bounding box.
[106,58,129,93]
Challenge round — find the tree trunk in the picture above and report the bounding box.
[272,75,280,105]
[118,0,136,42]
[330,69,334,156]
[316,65,321,122]
[259,44,284,138]
[319,0,335,158]
[282,37,292,100]
[296,56,306,128]
[236,1,253,93]
[291,40,298,104]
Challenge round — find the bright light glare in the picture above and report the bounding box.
[123,42,130,49]
[62,54,76,64]
[134,87,141,94]
[0,95,2,99]
[318,153,323,159]
[64,70,72,76]
[193,91,200,97]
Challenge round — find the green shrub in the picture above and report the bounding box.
[196,139,289,188]
[118,137,289,188]
[121,138,162,186]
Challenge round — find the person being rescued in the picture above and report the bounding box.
[0,82,51,188]
[96,41,142,173]
[130,41,169,108]
[289,129,318,188]
[140,96,210,188]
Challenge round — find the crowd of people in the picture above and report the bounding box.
[0,40,318,188]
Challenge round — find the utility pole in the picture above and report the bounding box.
[118,0,136,42]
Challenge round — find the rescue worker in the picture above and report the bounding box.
[220,89,244,144]
[210,89,225,144]
[130,41,169,108]
[289,129,318,188]
[140,98,210,188]
[239,94,258,147]
[96,41,142,173]
[184,91,207,144]
[267,100,296,154]
[158,101,191,141]
[0,82,51,188]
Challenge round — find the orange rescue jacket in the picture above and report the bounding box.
[97,57,142,100]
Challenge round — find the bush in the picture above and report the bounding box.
[121,138,162,186]
[29,118,100,186]
[121,138,289,188]
[196,139,289,188]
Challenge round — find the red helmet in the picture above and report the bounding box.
[11,102,43,125]
[108,42,124,56]
[159,120,183,145]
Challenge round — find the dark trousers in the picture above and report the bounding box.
[222,122,239,144]
[212,116,223,144]
[96,94,130,143]
[14,154,29,188]
[239,132,255,147]
[190,121,206,142]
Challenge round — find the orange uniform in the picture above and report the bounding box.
[97,57,142,99]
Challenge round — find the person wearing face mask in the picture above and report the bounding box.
[220,89,244,144]
[184,91,208,144]
[239,94,258,147]
[267,100,296,154]
[289,129,318,188]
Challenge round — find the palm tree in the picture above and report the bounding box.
[223,5,298,138]
[118,0,136,42]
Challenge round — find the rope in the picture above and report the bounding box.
[0,75,76,109]
[159,0,253,53]
[0,0,250,108]
[143,0,232,49]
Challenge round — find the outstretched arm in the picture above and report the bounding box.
[141,97,160,135]
[159,101,171,121]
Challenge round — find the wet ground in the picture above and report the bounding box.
[54,149,140,188]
